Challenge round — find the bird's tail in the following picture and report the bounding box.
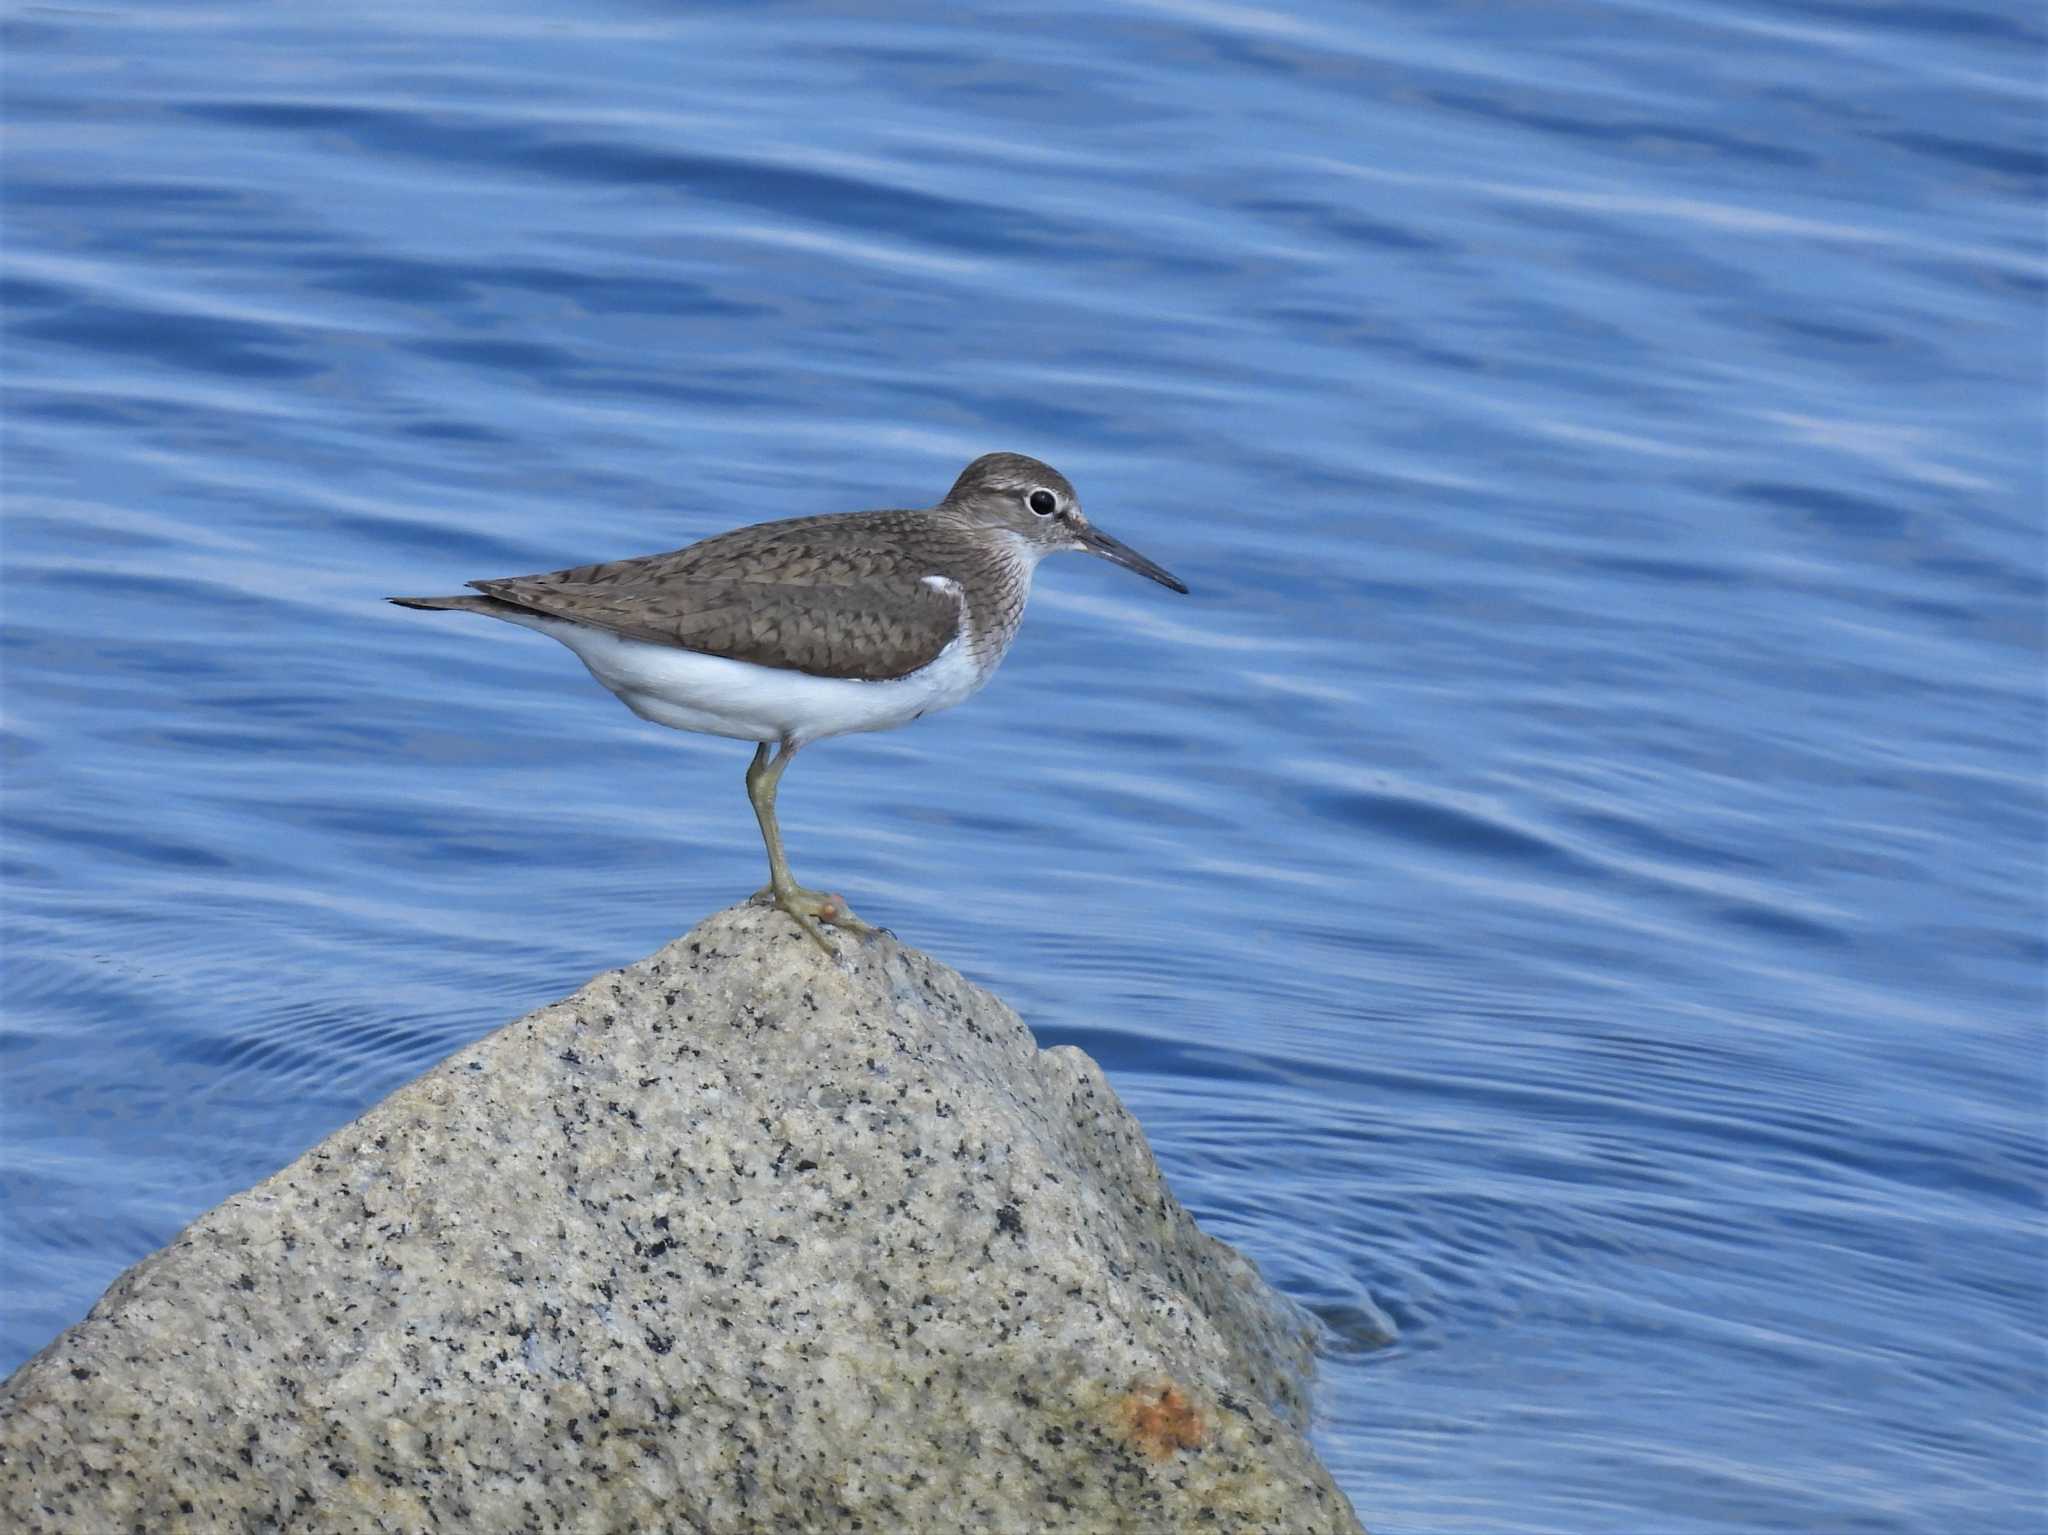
[388,594,502,614]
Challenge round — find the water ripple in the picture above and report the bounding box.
[4,3,2042,1531]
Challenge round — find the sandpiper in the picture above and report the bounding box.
[392,452,1187,951]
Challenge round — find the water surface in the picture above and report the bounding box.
[4,2,2043,1530]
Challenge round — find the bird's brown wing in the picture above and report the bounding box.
[468,510,973,680]
[469,573,963,682]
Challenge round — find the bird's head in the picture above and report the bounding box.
[942,452,1188,594]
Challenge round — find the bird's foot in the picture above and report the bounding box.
[751,881,877,956]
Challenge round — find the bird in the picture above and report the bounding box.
[391,452,1188,952]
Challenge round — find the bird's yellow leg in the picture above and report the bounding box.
[744,740,875,954]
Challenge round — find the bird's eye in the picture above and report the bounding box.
[1028,489,1058,516]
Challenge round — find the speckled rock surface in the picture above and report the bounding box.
[0,903,1363,1534]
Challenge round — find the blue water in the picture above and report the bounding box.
[4,2,2042,1528]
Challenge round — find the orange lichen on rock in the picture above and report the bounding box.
[1117,1380,1207,1460]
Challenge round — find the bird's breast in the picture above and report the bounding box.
[933,545,1035,679]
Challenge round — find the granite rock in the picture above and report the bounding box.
[0,903,1363,1534]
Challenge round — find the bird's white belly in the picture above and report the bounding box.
[499,612,989,745]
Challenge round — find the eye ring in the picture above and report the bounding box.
[1027,489,1058,516]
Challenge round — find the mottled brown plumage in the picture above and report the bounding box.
[466,509,1012,681]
